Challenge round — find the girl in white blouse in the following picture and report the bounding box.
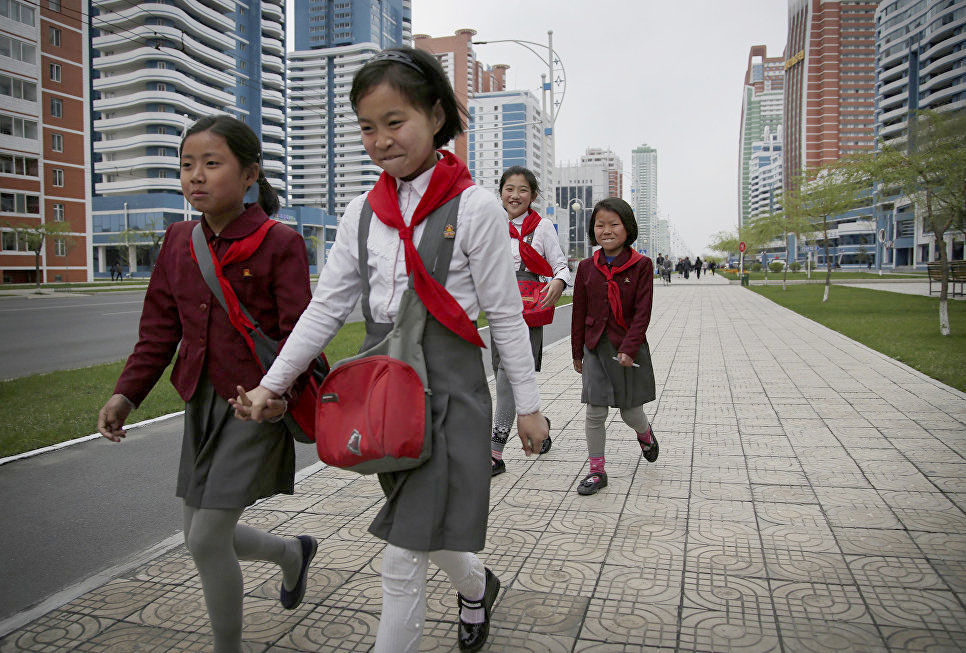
[490,166,571,476]
[232,47,548,653]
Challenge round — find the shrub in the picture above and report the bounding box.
[790,262,802,272]
[751,263,763,272]
[769,262,785,273]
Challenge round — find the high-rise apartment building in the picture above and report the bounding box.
[288,0,411,216]
[89,0,287,276]
[738,45,784,227]
[784,0,878,188]
[555,163,607,261]
[630,144,657,254]
[580,147,622,198]
[874,0,966,268]
[748,125,783,220]
[1,0,90,283]
[414,29,507,162]
[467,89,550,206]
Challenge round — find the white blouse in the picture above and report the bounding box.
[508,212,572,285]
[262,166,541,414]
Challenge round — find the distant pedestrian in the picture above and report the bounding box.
[709,260,717,275]
[694,256,703,279]
[571,198,658,497]
[111,261,122,282]
[662,257,672,284]
[683,256,691,279]
[97,115,315,652]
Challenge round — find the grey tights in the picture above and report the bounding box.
[585,404,650,458]
[182,505,303,653]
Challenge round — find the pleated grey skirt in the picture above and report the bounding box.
[491,325,544,373]
[581,336,656,409]
[177,373,294,509]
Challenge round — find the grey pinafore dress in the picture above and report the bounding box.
[491,231,545,373]
[178,374,294,509]
[357,196,492,552]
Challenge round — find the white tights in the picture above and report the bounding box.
[374,544,485,653]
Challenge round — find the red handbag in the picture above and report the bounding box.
[519,279,554,327]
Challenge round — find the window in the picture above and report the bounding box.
[51,168,63,186]
[50,97,62,118]
[0,0,35,26]
[49,63,61,82]
[48,0,60,10]
[51,132,62,151]
[52,202,64,221]
[0,192,41,214]
[49,27,60,46]
[0,153,37,176]
[0,74,37,101]
[0,114,38,139]
[54,238,66,255]
[0,34,36,63]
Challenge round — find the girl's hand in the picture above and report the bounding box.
[616,353,635,367]
[573,358,583,373]
[230,385,287,422]
[98,394,133,442]
[538,279,565,309]
[517,411,550,456]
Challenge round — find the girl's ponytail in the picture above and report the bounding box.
[256,170,280,217]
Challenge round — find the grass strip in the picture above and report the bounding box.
[720,270,923,281]
[0,299,574,458]
[750,284,966,392]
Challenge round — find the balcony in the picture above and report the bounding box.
[95,69,233,107]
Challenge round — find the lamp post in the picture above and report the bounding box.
[569,198,584,259]
[182,113,192,222]
[473,31,566,217]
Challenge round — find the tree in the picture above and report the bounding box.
[4,221,74,287]
[708,225,765,270]
[782,164,868,302]
[749,192,814,290]
[850,110,966,335]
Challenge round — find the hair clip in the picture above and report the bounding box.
[368,49,422,74]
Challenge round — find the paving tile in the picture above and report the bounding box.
[776,619,887,652]
[491,588,589,637]
[133,545,200,586]
[514,560,602,597]
[770,580,872,623]
[0,613,117,653]
[879,626,966,651]
[578,599,678,648]
[763,550,854,585]
[594,563,682,605]
[831,527,921,557]
[606,536,685,569]
[846,555,949,590]
[759,523,840,554]
[685,541,767,577]
[678,607,781,652]
[682,572,772,613]
[751,484,818,504]
[78,622,268,652]
[273,605,379,651]
[859,586,966,632]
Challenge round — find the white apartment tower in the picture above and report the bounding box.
[579,147,622,198]
[631,144,657,254]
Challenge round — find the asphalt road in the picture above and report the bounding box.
[0,304,573,624]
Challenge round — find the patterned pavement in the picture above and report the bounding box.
[2,281,965,651]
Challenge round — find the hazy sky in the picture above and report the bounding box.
[286,1,790,255]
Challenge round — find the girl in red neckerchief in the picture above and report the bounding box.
[571,198,658,497]
[232,48,548,652]
[96,116,316,651]
[490,166,570,477]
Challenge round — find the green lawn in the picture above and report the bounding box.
[0,298,574,458]
[750,284,966,392]
[720,270,923,281]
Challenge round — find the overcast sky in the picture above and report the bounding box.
[412,0,788,255]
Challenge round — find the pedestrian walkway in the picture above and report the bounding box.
[2,284,964,651]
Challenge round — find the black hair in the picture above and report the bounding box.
[350,47,467,149]
[499,166,540,202]
[588,197,639,248]
[180,114,279,216]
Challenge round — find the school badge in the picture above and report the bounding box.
[242,268,253,277]
[346,429,362,456]
[442,224,456,239]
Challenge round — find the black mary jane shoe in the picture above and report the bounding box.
[576,471,608,496]
[279,535,318,610]
[538,417,552,455]
[639,428,660,463]
[491,457,506,477]
[457,567,500,651]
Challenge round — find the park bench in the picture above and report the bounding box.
[927,261,966,296]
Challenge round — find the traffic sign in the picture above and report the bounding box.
[739,241,747,253]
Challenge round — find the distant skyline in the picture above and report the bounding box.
[287,0,789,254]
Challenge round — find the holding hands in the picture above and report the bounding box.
[229,385,288,422]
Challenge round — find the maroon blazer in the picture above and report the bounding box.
[571,248,654,361]
[114,204,311,407]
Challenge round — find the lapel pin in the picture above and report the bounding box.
[443,224,456,239]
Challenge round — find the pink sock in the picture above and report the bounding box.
[589,456,605,474]
[637,429,653,444]
[491,449,503,461]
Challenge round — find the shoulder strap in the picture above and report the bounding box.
[359,202,375,324]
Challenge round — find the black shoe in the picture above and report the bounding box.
[576,471,608,496]
[539,417,552,454]
[458,567,500,651]
[279,535,317,610]
[490,457,506,477]
[639,428,659,463]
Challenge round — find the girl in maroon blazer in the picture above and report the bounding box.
[571,198,658,496]
[96,115,316,651]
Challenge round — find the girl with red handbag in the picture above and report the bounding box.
[233,48,549,652]
[571,198,659,497]
[490,166,571,476]
[96,116,317,651]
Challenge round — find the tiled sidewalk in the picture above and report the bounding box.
[3,284,965,651]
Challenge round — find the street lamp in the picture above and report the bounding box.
[569,198,585,258]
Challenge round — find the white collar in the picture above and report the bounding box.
[395,160,437,198]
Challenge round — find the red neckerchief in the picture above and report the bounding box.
[509,209,554,277]
[593,247,644,329]
[366,150,483,347]
[190,218,276,361]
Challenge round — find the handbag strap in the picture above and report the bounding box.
[358,193,463,324]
